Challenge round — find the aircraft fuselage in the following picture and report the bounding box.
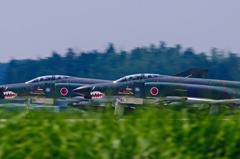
[73,75,240,101]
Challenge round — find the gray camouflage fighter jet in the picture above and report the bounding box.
[0,75,111,105]
[72,68,240,115]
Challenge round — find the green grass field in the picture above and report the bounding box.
[0,105,240,159]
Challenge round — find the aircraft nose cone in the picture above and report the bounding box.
[73,86,92,99]
[0,87,5,99]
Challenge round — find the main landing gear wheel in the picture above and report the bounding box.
[113,98,125,118]
[209,105,219,115]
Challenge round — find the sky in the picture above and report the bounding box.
[0,0,240,62]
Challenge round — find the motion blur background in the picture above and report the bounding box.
[0,0,240,84]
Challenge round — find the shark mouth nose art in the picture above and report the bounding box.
[90,91,105,99]
[4,91,17,99]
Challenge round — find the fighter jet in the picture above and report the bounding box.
[0,68,207,107]
[73,68,240,115]
[0,75,111,105]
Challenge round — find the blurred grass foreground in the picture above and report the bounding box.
[0,106,240,159]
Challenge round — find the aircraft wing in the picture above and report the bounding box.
[164,96,240,106]
[209,99,240,106]
[163,96,240,114]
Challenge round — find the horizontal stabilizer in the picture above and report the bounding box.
[174,68,208,79]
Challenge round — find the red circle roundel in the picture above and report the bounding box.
[150,87,158,95]
[60,88,68,96]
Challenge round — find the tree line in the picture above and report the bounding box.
[1,42,240,84]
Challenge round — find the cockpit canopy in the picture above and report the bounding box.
[113,74,161,83]
[25,75,69,84]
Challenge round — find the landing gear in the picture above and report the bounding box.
[209,105,219,115]
[113,97,140,118]
[113,98,125,118]
[25,98,31,119]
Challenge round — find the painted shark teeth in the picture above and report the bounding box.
[90,91,105,99]
[3,91,17,99]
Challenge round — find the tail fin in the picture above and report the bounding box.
[174,68,208,79]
